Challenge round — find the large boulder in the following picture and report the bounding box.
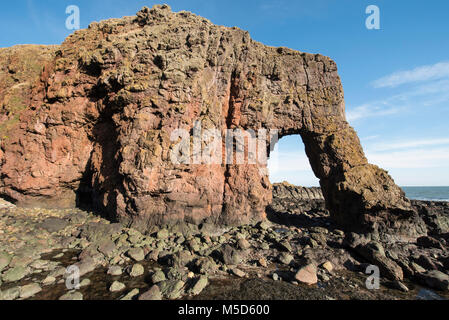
[0,5,413,231]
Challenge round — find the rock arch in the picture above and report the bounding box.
[0,5,413,231]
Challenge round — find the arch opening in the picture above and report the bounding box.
[267,134,320,187]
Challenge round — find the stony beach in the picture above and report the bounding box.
[1,183,448,300]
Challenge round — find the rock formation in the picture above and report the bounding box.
[0,5,414,231]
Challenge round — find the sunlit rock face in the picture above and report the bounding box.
[0,5,413,231]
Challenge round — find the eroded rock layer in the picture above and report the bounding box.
[0,5,413,231]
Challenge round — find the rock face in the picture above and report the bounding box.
[0,5,413,231]
[272,182,324,201]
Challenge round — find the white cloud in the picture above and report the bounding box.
[346,102,403,121]
[347,78,449,122]
[367,147,449,169]
[371,61,449,88]
[370,138,449,152]
[267,151,312,173]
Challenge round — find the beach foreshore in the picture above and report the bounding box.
[0,186,448,300]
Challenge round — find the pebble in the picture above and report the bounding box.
[295,264,318,285]
[321,261,334,272]
[231,268,246,278]
[151,270,166,283]
[0,251,12,271]
[127,248,145,262]
[190,276,208,295]
[130,264,144,277]
[42,276,56,286]
[258,257,268,268]
[59,291,83,300]
[80,278,91,287]
[157,229,169,240]
[138,285,162,300]
[0,287,20,300]
[107,265,123,276]
[237,238,251,250]
[2,266,27,282]
[19,283,42,299]
[120,288,140,300]
[278,252,294,265]
[109,281,126,292]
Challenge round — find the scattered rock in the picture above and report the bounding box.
[157,229,169,240]
[19,283,42,299]
[120,288,140,300]
[59,291,83,300]
[110,281,126,292]
[417,270,449,291]
[219,244,241,265]
[237,238,251,250]
[75,258,98,277]
[390,280,409,293]
[0,252,12,271]
[151,270,166,284]
[2,266,27,282]
[355,243,403,281]
[295,264,318,285]
[258,221,271,230]
[258,257,268,268]
[38,218,68,233]
[80,279,91,287]
[130,264,144,277]
[107,265,123,276]
[417,236,445,250]
[231,268,246,278]
[42,276,56,286]
[79,223,122,243]
[159,280,185,299]
[277,240,292,252]
[321,261,334,272]
[278,252,294,265]
[127,248,145,262]
[0,287,20,300]
[190,276,208,295]
[138,285,162,300]
[98,240,116,257]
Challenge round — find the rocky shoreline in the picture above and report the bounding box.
[0,184,448,300]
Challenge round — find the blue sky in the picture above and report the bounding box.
[1,0,448,186]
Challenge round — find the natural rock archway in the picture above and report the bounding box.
[0,5,414,231]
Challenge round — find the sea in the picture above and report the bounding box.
[402,186,449,202]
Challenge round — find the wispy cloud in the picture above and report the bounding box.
[371,61,449,88]
[346,103,403,121]
[268,151,311,173]
[367,147,449,169]
[370,138,449,152]
[347,74,449,122]
[364,137,449,170]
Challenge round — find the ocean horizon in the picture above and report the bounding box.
[401,186,449,202]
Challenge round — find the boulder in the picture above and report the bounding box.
[295,264,318,285]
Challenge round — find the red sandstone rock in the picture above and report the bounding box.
[295,264,318,285]
[0,5,414,231]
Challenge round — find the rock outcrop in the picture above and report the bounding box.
[272,182,324,201]
[0,5,414,231]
